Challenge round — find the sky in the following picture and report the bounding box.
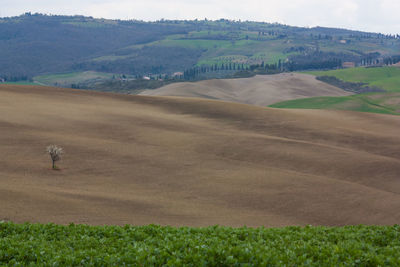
[1,0,399,34]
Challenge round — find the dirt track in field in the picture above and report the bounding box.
[1,84,400,227]
[140,73,351,106]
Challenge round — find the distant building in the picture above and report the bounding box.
[339,40,347,44]
[143,76,151,80]
[172,72,184,77]
[342,62,355,68]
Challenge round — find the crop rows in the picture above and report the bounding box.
[1,222,399,266]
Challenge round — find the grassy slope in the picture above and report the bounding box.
[305,67,400,92]
[91,26,400,69]
[270,67,400,115]
[1,222,400,266]
[270,93,400,115]
[2,15,400,80]
[93,34,280,66]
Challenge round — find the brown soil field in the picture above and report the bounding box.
[140,73,351,106]
[1,84,400,227]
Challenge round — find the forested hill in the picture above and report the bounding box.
[0,14,192,79]
[1,13,399,80]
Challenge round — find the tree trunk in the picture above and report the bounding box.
[52,160,55,169]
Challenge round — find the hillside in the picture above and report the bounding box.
[269,67,400,115]
[0,13,399,83]
[270,93,400,115]
[140,73,351,106]
[306,66,400,92]
[1,84,400,227]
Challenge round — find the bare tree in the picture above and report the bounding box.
[46,145,63,169]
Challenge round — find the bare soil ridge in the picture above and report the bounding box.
[1,85,399,227]
[140,73,351,106]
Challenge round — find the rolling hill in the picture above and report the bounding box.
[270,93,400,115]
[306,66,400,92]
[140,73,351,106]
[1,13,399,83]
[1,84,400,227]
[270,67,400,115]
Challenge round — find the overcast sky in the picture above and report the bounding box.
[1,0,399,34]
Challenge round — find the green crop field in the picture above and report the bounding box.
[1,222,400,266]
[270,93,400,115]
[306,67,400,92]
[271,67,400,115]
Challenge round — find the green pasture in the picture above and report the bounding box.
[306,67,400,92]
[270,93,400,115]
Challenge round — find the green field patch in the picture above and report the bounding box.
[196,43,289,66]
[1,222,400,265]
[270,96,349,109]
[162,39,233,49]
[306,67,400,92]
[183,30,246,39]
[270,93,400,115]
[123,37,238,51]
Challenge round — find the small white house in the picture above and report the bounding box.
[173,72,184,77]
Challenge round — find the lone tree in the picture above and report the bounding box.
[46,145,63,169]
